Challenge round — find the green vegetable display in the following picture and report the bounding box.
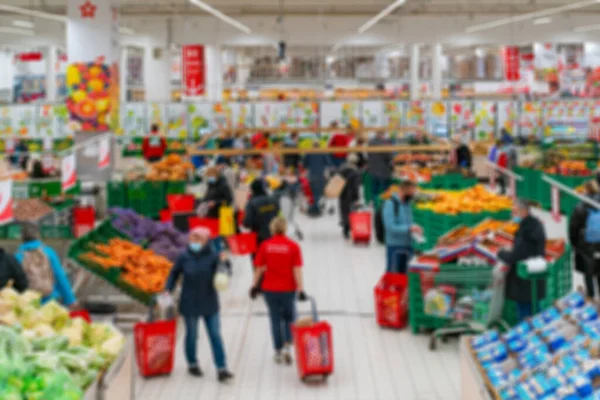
[0,288,125,399]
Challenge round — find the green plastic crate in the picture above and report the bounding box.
[40,225,74,240]
[0,224,22,240]
[166,181,186,195]
[107,181,128,208]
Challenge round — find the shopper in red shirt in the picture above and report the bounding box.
[250,216,307,364]
[328,122,353,168]
[142,124,167,163]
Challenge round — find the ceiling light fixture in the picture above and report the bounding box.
[0,26,34,36]
[12,20,35,29]
[358,0,407,33]
[189,0,251,33]
[533,17,552,25]
[465,0,600,33]
[119,26,135,35]
[0,4,66,22]
[574,23,600,32]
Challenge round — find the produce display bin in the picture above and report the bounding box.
[545,173,589,215]
[107,181,128,208]
[420,173,478,191]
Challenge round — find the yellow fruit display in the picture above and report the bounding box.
[417,185,512,215]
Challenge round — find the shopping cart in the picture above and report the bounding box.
[277,179,304,240]
[292,296,334,382]
[426,265,509,351]
[349,209,372,244]
[374,273,408,329]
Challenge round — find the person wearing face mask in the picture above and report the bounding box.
[497,199,546,321]
[381,180,422,273]
[202,166,233,219]
[164,227,234,382]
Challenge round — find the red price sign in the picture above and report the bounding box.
[182,45,205,96]
[504,46,520,82]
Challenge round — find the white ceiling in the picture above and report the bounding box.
[2,0,600,16]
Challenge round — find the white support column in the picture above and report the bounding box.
[205,45,223,102]
[119,46,128,103]
[431,43,443,100]
[410,44,420,100]
[45,46,58,102]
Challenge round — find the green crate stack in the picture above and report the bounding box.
[0,224,22,240]
[549,174,588,215]
[146,181,167,218]
[513,167,538,203]
[166,181,186,195]
[40,225,73,240]
[12,182,29,199]
[107,181,128,208]
[126,181,150,216]
[362,173,373,205]
[420,174,479,191]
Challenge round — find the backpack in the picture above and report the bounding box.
[585,209,600,244]
[22,248,54,297]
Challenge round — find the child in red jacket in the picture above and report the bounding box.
[142,124,167,162]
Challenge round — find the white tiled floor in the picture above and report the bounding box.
[135,206,574,400]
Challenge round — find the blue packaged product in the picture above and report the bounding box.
[582,360,600,380]
[575,349,591,362]
[499,387,517,400]
[508,338,527,353]
[472,330,500,349]
[547,332,567,352]
[533,307,561,329]
[574,305,598,322]
[558,356,579,375]
[556,385,580,400]
[527,374,554,397]
[559,292,586,310]
[570,374,593,397]
[489,374,507,388]
[477,343,507,364]
[515,383,536,400]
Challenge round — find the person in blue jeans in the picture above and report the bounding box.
[164,227,234,382]
[382,181,422,273]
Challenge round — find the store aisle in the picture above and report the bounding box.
[136,211,462,400]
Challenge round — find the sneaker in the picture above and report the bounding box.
[274,352,284,364]
[188,366,203,377]
[218,370,234,382]
[282,349,293,365]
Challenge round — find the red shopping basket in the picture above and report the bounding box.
[69,310,91,323]
[226,232,257,255]
[73,206,95,238]
[188,217,219,238]
[167,194,196,212]
[349,211,372,244]
[292,297,334,381]
[159,209,172,223]
[134,319,177,377]
[374,273,408,329]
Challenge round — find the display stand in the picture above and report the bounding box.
[460,336,493,400]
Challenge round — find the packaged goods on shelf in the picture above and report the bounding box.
[468,292,600,400]
[0,288,125,400]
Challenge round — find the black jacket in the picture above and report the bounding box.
[498,215,546,303]
[338,164,360,221]
[0,249,28,292]
[569,195,600,274]
[456,145,472,169]
[243,194,280,242]
[204,176,233,218]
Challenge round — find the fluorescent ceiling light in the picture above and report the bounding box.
[533,17,552,25]
[119,26,135,35]
[358,0,407,33]
[12,20,35,29]
[465,0,600,33]
[0,4,66,22]
[0,26,34,36]
[189,0,251,33]
[325,55,335,64]
[574,23,600,33]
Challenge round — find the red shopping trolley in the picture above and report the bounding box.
[134,319,177,377]
[349,210,372,244]
[292,297,334,382]
[374,273,408,329]
[226,232,257,255]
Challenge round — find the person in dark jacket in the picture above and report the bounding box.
[164,227,234,382]
[282,131,301,170]
[338,154,361,238]
[454,135,472,170]
[0,247,28,292]
[497,199,546,321]
[203,166,233,219]
[569,180,600,298]
[303,141,332,216]
[367,131,393,204]
[243,179,280,246]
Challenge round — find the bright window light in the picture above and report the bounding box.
[189,0,251,33]
[358,0,407,33]
[574,23,600,33]
[0,26,34,36]
[533,17,552,25]
[12,20,35,29]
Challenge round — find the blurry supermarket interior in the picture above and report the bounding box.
[4,0,600,399]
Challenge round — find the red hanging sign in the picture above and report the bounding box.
[182,45,205,96]
[551,185,561,222]
[61,153,77,192]
[0,180,14,226]
[16,52,43,62]
[503,46,520,82]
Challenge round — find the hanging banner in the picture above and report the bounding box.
[98,136,111,169]
[61,152,77,192]
[503,46,520,82]
[182,45,205,96]
[0,180,13,226]
[551,185,561,222]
